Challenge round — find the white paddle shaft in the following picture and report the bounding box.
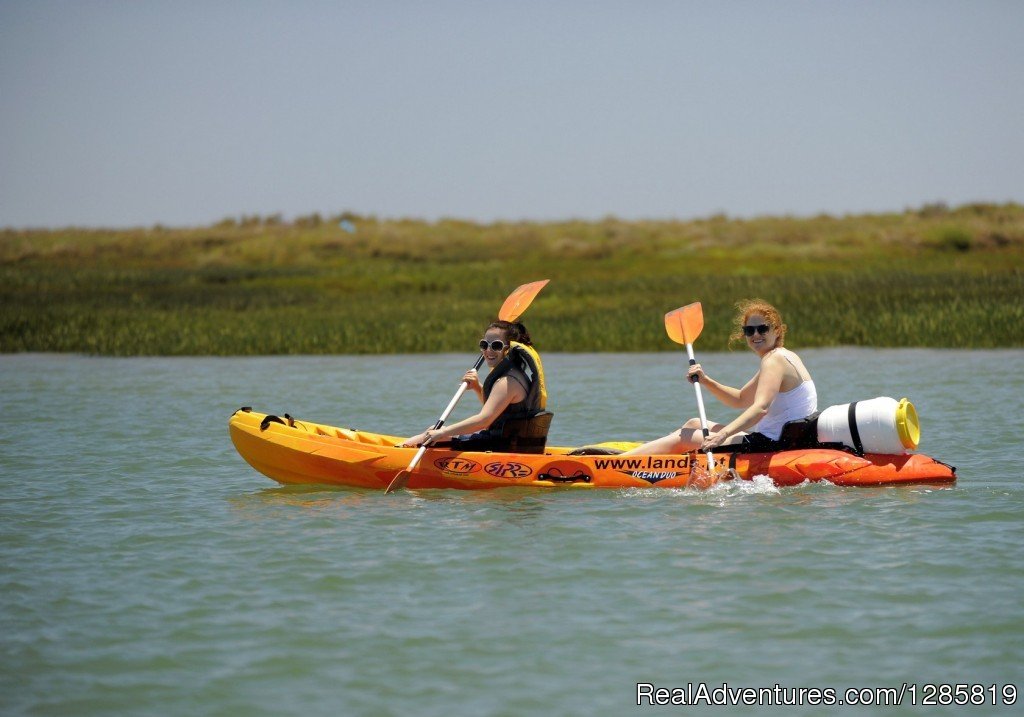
[401,377,473,474]
[387,279,547,493]
[686,342,716,469]
[436,380,471,426]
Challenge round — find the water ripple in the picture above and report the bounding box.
[2,352,1022,716]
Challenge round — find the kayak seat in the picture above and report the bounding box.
[718,412,854,454]
[775,412,821,449]
[499,411,554,454]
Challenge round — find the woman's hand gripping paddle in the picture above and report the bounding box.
[665,303,724,485]
[385,280,549,493]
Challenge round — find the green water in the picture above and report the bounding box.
[2,351,1022,716]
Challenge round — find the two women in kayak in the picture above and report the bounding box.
[404,298,817,456]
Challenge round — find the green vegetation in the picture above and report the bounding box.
[2,203,1023,354]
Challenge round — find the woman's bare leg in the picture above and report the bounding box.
[623,418,726,455]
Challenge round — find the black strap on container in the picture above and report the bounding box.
[847,401,864,454]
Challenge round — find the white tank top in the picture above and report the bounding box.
[752,351,818,440]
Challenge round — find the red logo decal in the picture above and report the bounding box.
[484,461,533,479]
[433,457,481,475]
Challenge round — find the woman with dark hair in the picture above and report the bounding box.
[623,299,816,455]
[401,319,549,452]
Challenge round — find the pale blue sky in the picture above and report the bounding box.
[2,0,1021,228]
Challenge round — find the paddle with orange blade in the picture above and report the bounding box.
[664,302,718,479]
[385,279,549,493]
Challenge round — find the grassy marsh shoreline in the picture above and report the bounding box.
[3,203,1023,355]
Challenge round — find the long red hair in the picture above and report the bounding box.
[728,299,787,348]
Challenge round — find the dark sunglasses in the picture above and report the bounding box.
[742,324,771,337]
[479,339,507,352]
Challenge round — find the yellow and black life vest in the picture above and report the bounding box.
[481,341,546,416]
[458,341,552,453]
[482,341,545,409]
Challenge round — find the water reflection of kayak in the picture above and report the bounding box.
[229,408,956,490]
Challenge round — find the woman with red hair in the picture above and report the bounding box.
[624,299,817,455]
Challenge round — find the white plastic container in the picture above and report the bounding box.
[816,397,920,454]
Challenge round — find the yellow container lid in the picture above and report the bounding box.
[896,398,921,449]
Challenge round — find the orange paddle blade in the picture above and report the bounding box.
[665,302,704,345]
[385,470,410,494]
[497,279,549,322]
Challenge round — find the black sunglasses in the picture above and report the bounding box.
[479,339,507,352]
[742,324,771,337]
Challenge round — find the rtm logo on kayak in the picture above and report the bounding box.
[433,457,481,475]
[485,461,533,479]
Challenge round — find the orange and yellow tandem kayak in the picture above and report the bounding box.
[229,409,956,490]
